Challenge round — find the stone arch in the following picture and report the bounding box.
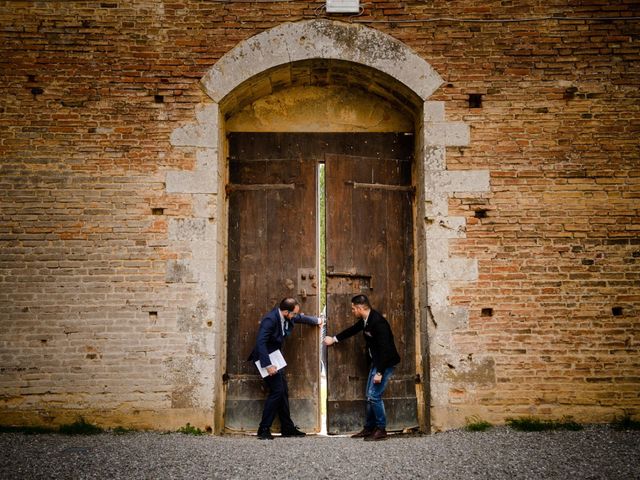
[201,19,442,106]
[166,19,490,433]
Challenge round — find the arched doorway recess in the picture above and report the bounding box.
[165,19,490,434]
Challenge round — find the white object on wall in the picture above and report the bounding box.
[326,0,360,13]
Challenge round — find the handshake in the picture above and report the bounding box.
[323,335,336,346]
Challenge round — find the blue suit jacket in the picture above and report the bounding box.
[248,306,318,369]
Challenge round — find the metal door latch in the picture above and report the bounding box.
[298,268,317,299]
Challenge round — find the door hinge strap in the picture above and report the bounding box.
[347,181,414,192]
[326,271,371,279]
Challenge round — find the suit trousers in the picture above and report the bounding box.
[259,370,296,432]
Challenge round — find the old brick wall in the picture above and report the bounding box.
[431,5,640,427]
[1,1,638,431]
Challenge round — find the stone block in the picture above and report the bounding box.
[165,171,218,194]
[425,216,467,239]
[424,122,470,147]
[433,170,491,194]
[192,194,216,219]
[447,257,479,282]
[423,101,445,122]
[165,260,197,284]
[422,145,446,171]
[429,306,469,331]
[168,218,207,242]
[170,105,219,148]
[426,280,451,308]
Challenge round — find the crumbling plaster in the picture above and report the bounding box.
[166,19,490,433]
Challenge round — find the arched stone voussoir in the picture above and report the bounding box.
[201,19,443,104]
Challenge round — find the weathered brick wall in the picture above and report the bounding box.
[1,1,638,431]
[435,5,640,427]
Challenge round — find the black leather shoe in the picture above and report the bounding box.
[257,428,274,440]
[281,427,306,437]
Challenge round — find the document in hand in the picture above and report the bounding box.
[254,349,287,378]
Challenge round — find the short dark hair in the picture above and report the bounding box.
[351,294,371,309]
[279,297,299,313]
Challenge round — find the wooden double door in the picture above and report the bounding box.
[225,132,417,434]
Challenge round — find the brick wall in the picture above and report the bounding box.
[436,5,640,425]
[1,1,638,430]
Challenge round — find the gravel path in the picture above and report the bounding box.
[0,426,638,479]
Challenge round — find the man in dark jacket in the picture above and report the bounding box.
[324,294,400,441]
[248,297,322,440]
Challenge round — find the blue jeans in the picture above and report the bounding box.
[364,366,395,430]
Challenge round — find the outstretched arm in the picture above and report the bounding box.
[324,319,364,346]
[294,313,323,327]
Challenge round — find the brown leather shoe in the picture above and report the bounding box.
[351,427,374,438]
[364,428,388,441]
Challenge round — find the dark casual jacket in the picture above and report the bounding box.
[335,309,400,371]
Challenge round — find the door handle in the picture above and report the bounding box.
[298,268,317,299]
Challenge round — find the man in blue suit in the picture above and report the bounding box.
[248,297,322,440]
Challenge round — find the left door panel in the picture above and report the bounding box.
[225,133,319,433]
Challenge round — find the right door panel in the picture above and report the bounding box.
[325,133,417,434]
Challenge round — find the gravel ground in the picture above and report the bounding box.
[0,426,638,479]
